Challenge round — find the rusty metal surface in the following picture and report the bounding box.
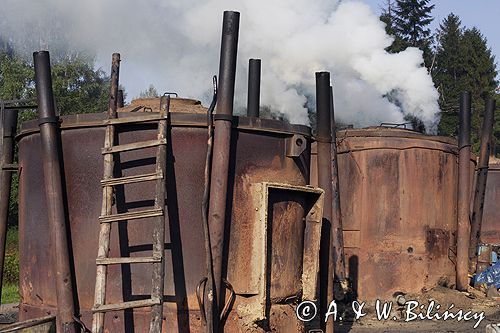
[480,164,500,245]
[204,11,240,332]
[18,112,312,332]
[227,182,323,332]
[33,51,77,333]
[315,72,343,333]
[311,127,475,300]
[457,91,472,291]
[18,112,311,139]
[329,86,346,284]
[0,107,18,304]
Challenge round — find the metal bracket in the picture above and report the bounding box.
[286,134,307,158]
[240,182,324,324]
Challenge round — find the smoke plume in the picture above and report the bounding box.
[0,0,440,130]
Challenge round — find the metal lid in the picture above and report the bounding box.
[17,112,311,139]
[335,127,469,157]
[337,127,457,145]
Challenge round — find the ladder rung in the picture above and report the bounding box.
[2,164,18,171]
[99,208,163,223]
[92,298,161,313]
[102,138,166,154]
[105,114,166,125]
[101,172,163,186]
[96,256,162,265]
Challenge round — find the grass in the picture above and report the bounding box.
[1,283,18,304]
[1,227,19,304]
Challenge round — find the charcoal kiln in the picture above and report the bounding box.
[312,127,476,300]
[0,8,489,333]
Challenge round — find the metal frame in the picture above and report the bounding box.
[246,182,324,323]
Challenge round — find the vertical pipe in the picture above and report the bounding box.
[329,86,346,284]
[316,71,335,333]
[456,91,471,291]
[469,98,495,273]
[207,10,239,333]
[117,89,124,108]
[0,107,18,304]
[247,58,261,117]
[33,51,77,333]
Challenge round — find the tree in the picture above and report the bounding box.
[50,54,110,115]
[0,40,115,223]
[433,13,465,136]
[0,53,33,101]
[432,14,498,152]
[380,0,406,53]
[138,84,159,98]
[0,48,111,117]
[461,28,498,151]
[384,0,435,67]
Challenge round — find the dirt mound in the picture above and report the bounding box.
[119,97,207,114]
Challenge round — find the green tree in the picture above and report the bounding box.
[0,53,33,101]
[384,0,435,67]
[461,28,498,151]
[0,48,111,117]
[432,15,498,153]
[50,54,109,115]
[433,13,465,136]
[0,41,116,223]
[138,84,159,98]
[380,0,406,53]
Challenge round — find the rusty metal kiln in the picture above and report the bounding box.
[0,8,492,333]
[16,106,325,332]
[334,127,475,300]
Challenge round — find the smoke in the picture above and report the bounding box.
[0,0,440,130]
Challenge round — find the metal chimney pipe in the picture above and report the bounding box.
[33,51,77,333]
[316,71,335,333]
[469,98,495,273]
[456,91,471,291]
[330,86,346,284]
[0,107,18,304]
[207,10,239,333]
[117,89,124,108]
[247,58,261,117]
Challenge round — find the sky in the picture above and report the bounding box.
[362,0,500,66]
[1,0,497,128]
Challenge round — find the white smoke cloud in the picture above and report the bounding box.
[0,0,440,130]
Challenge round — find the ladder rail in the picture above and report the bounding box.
[149,96,169,332]
[92,53,120,333]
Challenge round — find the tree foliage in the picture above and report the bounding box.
[382,0,435,67]
[433,14,465,137]
[0,44,111,117]
[432,14,498,152]
[138,84,159,99]
[0,39,114,223]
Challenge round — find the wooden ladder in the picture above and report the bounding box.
[91,96,170,333]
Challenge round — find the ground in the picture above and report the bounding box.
[335,286,500,332]
[1,286,499,331]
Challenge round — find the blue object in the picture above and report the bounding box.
[492,251,498,264]
[475,260,500,288]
